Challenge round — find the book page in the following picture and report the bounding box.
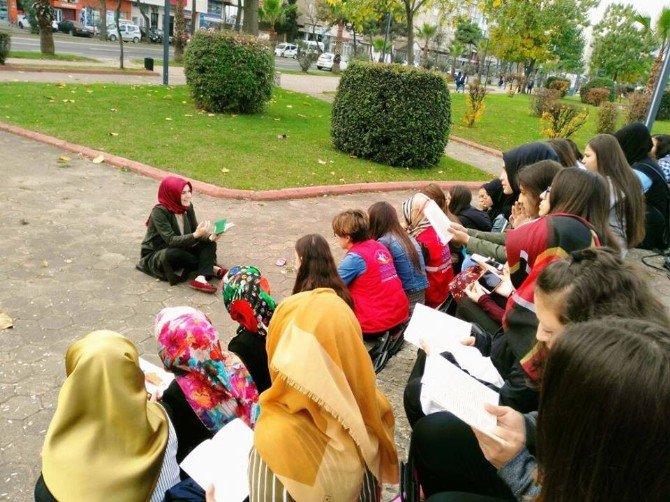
[404,304,503,386]
[180,418,253,502]
[422,199,453,245]
[138,357,174,397]
[421,355,502,442]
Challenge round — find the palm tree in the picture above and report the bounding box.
[259,0,286,43]
[449,41,465,77]
[416,23,437,67]
[642,8,670,96]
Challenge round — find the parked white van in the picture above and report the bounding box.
[107,23,142,43]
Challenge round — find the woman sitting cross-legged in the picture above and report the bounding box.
[155,306,260,464]
[35,331,181,502]
[222,265,276,393]
[137,176,224,294]
[333,209,409,337]
[249,288,399,501]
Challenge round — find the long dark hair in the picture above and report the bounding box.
[537,317,670,502]
[586,134,646,248]
[548,168,619,251]
[517,160,562,216]
[545,139,578,167]
[293,234,354,308]
[368,201,422,271]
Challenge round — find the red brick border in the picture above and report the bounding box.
[0,65,158,76]
[0,122,486,201]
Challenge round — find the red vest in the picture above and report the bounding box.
[348,240,409,334]
[416,227,454,307]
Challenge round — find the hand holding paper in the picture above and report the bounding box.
[473,404,526,468]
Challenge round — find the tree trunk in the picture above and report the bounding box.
[191,0,197,33]
[34,0,54,55]
[405,6,414,65]
[139,2,150,43]
[235,0,242,31]
[352,27,357,56]
[645,44,666,96]
[243,0,258,35]
[115,3,124,69]
[422,43,428,67]
[174,0,185,61]
[332,20,343,73]
[100,0,107,41]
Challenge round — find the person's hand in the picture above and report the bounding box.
[473,404,526,469]
[147,390,162,402]
[450,228,470,246]
[509,201,528,229]
[449,221,467,233]
[194,220,213,239]
[465,281,486,302]
[209,231,222,242]
[461,336,476,346]
[205,484,215,502]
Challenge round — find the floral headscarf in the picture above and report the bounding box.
[402,193,432,239]
[222,266,276,337]
[154,306,260,431]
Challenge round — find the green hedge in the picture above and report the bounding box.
[331,62,451,168]
[0,32,10,65]
[580,77,616,104]
[183,31,274,114]
[658,90,670,121]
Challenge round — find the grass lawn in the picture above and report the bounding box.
[4,64,151,72]
[449,92,670,152]
[8,51,99,62]
[0,83,488,190]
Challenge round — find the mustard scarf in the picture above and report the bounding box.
[41,331,168,502]
[254,288,399,501]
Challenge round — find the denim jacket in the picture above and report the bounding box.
[378,234,428,294]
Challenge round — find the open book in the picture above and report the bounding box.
[421,354,504,444]
[138,357,174,397]
[180,418,253,502]
[422,199,453,245]
[404,304,503,386]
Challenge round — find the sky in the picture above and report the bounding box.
[589,0,667,26]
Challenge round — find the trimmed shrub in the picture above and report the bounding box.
[585,87,611,106]
[183,30,274,114]
[541,103,589,139]
[580,77,616,103]
[0,32,9,65]
[331,61,451,168]
[530,88,560,117]
[597,102,618,134]
[657,90,670,121]
[545,76,570,97]
[625,92,650,125]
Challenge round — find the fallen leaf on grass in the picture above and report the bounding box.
[165,117,172,121]
[110,108,118,112]
[297,114,307,118]
[0,312,13,330]
[109,132,119,137]
[221,168,230,173]
[182,100,187,104]
[274,118,281,121]
[277,134,287,140]
[92,155,105,164]
[318,159,327,165]
[184,114,193,117]
[286,105,293,108]
[208,113,215,117]
[438,170,444,174]
[86,90,93,94]
[350,155,358,159]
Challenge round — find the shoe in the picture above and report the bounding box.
[214,267,228,280]
[189,279,217,294]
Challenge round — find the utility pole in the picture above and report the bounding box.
[645,51,670,131]
[380,12,391,63]
[162,0,170,85]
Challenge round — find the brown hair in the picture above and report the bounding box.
[420,183,447,212]
[368,201,422,271]
[332,209,369,243]
[545,138,578,167]
[517,160,562,217]
[586,134,646,248]
[537,317,670,502]
[447,185,472,216]
[547,168,619,251]
[292,234,354,308]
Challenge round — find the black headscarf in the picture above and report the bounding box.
[482,178,514,220]
[614,122,654,165]
[502,142,559,195]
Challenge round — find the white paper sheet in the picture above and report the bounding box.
[180,418,253,502]
[405,304,503,386]
[422,199,453,245]
[138,357,175,397]
[421,355,502,442]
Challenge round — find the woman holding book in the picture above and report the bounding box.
[35,331,181,502]
[137,176,224,294]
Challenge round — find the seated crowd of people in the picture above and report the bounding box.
[36,123,670,501]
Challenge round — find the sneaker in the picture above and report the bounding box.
[189,279,217,294]
[214,267,228,279]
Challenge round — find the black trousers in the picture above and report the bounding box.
[164,241,217,280]
[409,412,515,499]
[427,493,508,501]
[456,298,502,337]
[404,349,427,428]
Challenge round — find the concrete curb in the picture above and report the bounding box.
[0,65,158,76]
[0,122,485,201]
[451,135,504,158]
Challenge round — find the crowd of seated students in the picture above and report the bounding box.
[36,124,670,502]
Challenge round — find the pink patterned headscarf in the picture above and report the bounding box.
[154,306,260,431]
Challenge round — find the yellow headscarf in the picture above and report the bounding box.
[41,331,168,502]
[254,288,399,501]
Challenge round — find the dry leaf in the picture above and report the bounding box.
[92,155,105,164]
[330,171,335,175]
[41,260,49,268]
[274,118,281,121]
[109,132,119,137]
[350,155,358,159]
[182,100,187,104]
[0,312,13,330]
[165,117,172,121]
[86,90,93,93]
[438,170,444,174]
[297,114,306,118]
[277,134,287,140]
[58,155,71,163]
[221,168,230,173]
[286,105,293,108]
[110,108,118,112]
[208,113,215,117]
[184,114,193,117]
[318,159,327,165]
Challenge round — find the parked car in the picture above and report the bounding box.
[51,20,58,32]
[57,20,95,37]
[316,52,348,71]
[107,23,141,43]
[18,14,30,29]
[274,43,297,57]
[283,45,298,58]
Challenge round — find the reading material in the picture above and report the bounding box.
[404,304,503,386]
[180,418,253,502]
[422,199,453,245]
[138,357,174,397]
[213,219,235,235]
[421,354,503,442]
